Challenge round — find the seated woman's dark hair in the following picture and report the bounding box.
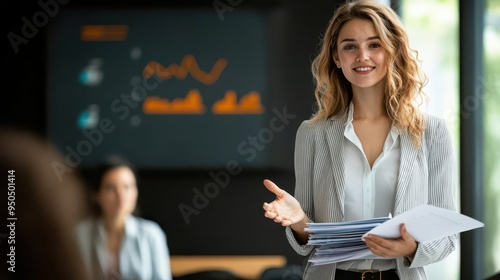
[86,154,140,217]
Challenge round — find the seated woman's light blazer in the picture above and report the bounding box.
[77,216,172,280]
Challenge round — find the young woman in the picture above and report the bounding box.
[77,156,172,280]
[262,1,457,279]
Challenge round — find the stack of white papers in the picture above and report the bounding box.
[305,205,484,266]
[305,217,389,265]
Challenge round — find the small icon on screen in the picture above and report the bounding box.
[79,58,103,86]
[77,104,100,129]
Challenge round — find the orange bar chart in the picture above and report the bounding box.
[143,90,206,114]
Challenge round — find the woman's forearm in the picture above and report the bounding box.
[290,214,310,245]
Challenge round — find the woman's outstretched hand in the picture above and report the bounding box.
[262,179,305,227]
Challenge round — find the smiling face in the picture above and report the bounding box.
[95,166,138,220]
[334,18,388,92]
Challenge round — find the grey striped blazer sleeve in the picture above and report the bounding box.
[285,120,316,256]
[406,116,458,269]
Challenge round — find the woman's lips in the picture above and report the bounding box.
[353,66,375,73]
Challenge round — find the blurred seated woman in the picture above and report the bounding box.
[77,156,172,280]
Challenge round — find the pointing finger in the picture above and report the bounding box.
[263,179,286,197]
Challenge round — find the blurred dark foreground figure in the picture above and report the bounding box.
[0,127,90,280]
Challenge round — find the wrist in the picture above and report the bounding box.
[300,211,309,224]
[290,211,308,230]
[290,211,310,245]
[406,241,418,259]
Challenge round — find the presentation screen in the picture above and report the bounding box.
[47,8,274,169]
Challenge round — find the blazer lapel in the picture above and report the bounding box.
[394,131,419,213]
[326,115,347,219]
[91,220,109,278]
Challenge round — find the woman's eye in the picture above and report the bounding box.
[370,43,381,48]
[124,183,136,190]
[343,45,356,50]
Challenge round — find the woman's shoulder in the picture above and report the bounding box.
[423,113,450,133]
[296,119,321,140]
[76,217,97,232]
[298,115,342,130]
[131,216,165,236]
[296,113,347,137]
[75,217,100,243]
[421,113,453,149]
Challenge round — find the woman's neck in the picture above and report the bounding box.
[102,214,127,235]
[351,84,387,120]
[102,215,127,257]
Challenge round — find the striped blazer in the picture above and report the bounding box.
[285,112,458,280]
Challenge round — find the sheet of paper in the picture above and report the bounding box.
[362,204,484,242]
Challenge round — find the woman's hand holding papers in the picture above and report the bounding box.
[262,179,309,244]
[363,224,418,259]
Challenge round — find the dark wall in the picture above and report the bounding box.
[2,0,339,266]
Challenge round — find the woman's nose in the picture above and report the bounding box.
[115,187,125,199]
[356,47,369,62]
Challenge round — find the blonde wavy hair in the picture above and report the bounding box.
[311,0,427,146]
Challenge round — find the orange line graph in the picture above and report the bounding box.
[143,89,206,114]
[212,90,265,114]
[142,55,227,85]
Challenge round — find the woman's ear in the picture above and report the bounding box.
[93,189,102,205]
[333,53,341,68]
